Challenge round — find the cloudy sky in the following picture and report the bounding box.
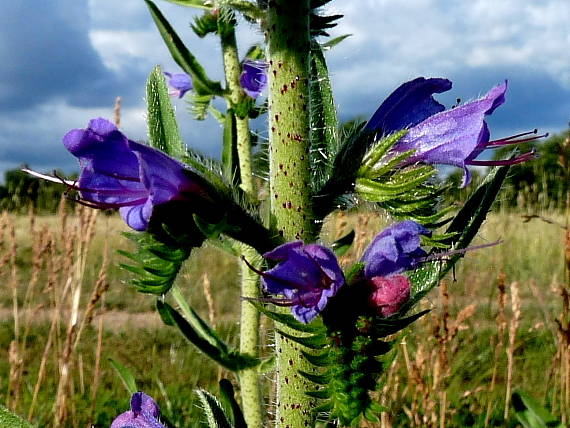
[1,0,569,179]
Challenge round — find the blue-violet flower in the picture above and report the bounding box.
[110,392,166,428]
[164,71,193,98]
[361,221,431,316]
[258,241,345,323]
[240,60,268,99]
[62,118,212,231]
[367,77,544,186]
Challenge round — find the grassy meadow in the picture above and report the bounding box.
[0,202,568,427]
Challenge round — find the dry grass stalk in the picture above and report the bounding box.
[553,286,570,424]
[54,206,99,427]
[88,299,105,426]
[504,281,521,420]
[485,272,507,426]
[114,96,122,128]
[202,273,216,327]
[6,217,23,411]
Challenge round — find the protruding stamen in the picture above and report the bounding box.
[467,150,537,166]
[486,129,548,147]
[241,255,305,290]
[419,240,502,263]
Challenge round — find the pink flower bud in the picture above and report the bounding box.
[368,275,411,317]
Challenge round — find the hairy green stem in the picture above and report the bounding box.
[267,2,318,427]
[221,22,263,427]
[221,25,254,194]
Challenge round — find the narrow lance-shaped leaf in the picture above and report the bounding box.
[512,390,563,428]
[157,301,259,371]
[195,389,234,428]
[146,65,185,160]
[407,163,511,305]
[108,358,138,395]
[218,379,247,428]
[309,40,339,190]
[161,0,212,10]
[144,0,223,95]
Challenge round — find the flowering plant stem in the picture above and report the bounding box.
[220,24,263,428]
[267,2,318,427]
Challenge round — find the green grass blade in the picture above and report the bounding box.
[108,358,138,394]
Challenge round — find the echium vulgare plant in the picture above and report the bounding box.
[21,1,547,427]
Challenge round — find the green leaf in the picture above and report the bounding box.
[257,356,275,374]
[158,301,259,371]
[120,231,193,295]
[331,230,355,257]
[408,164,511,306]
[321,34,352,50]
[275,329,328,350]
[161,0,212,9]
[0,406,33,428]
[144,0,222,95]
[219,379,247,428]
[309,40,339,190]
[108,358,138,395]
[301,350,332,367]
[252,302,326,334]
[196,389,233,428]
[357,130,408,178]
[225,0,263,20]
[512,390,563,428]
[156,299,175,326]
[187,92,215,120]
[146,65,186,160]
[298,370,331,385]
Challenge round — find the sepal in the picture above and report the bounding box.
[119,230,195,295]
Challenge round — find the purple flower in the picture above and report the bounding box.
[361,220,431,280]
[164,71,193,98]
[367,78,542,186]
[360,221,430,316]
[63,118,212,231]
[258,241,345,323]
[111,392,166,428]
[240,60,268,99]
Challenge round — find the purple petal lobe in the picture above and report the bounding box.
[366,77,452,134]
[361,221,431,279]
[164,71,193,98]
[261,241,344,323]
[240,60,268,99]
[111,392,165,428]
[392,81,508,186]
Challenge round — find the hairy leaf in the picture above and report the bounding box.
[146,65,186,160]
[145,0,223,95]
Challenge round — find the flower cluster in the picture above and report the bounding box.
[257,221,430,323]
[367,77,544,186]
